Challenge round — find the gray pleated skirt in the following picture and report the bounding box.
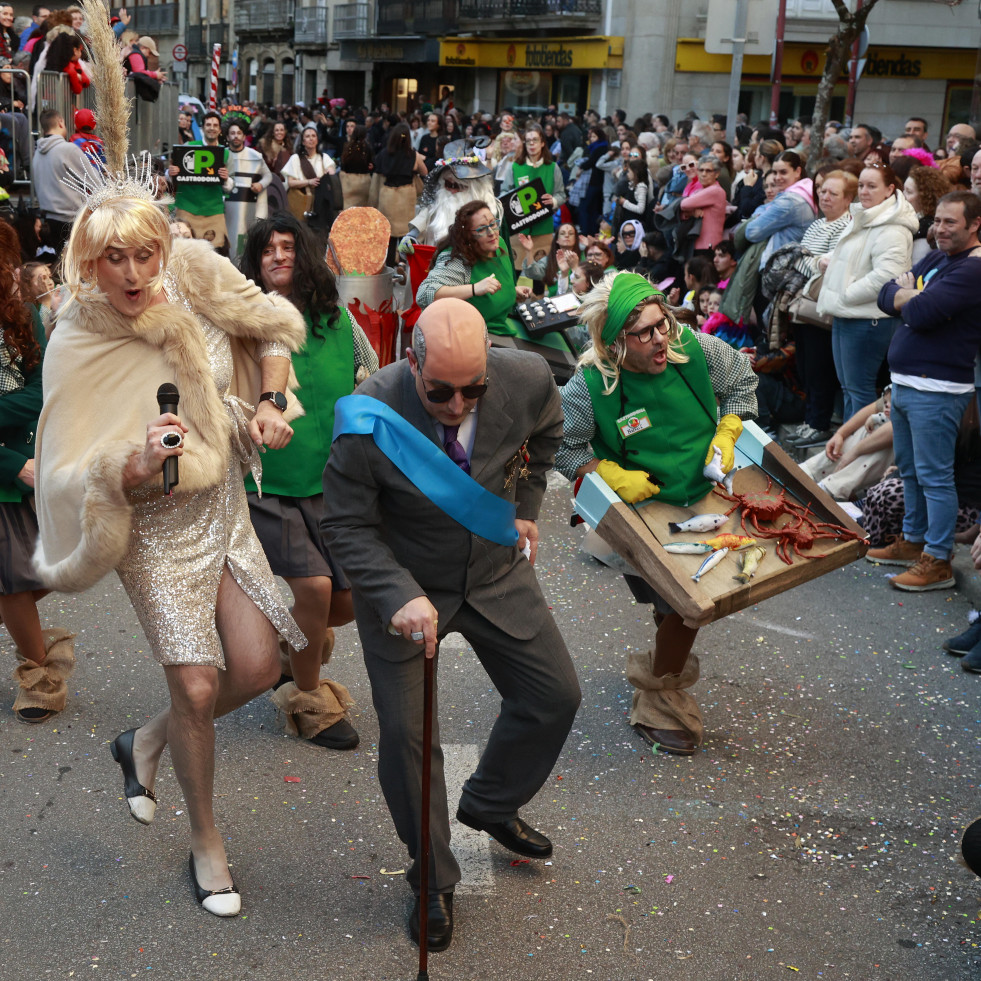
[0,498,45,594]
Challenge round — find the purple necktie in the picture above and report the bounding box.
[443,424,471,474]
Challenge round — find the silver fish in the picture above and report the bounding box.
[663,542,714,554]
[733,545,767,584]
[668,513,729,534]
[692,546,730,582]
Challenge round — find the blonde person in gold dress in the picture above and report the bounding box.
[34,189,308,917]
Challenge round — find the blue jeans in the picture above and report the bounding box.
[891,383,973,560]
[831,315,898,421]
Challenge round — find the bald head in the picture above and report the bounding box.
[948,123,976,154]
[409,298,490,426]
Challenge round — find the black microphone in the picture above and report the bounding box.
[156,383,180,496]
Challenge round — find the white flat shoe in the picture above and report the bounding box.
[189,853,241,917]
[109,729,157,825]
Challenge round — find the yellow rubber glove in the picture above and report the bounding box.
[705,414,743,473]
[595,460,660,504]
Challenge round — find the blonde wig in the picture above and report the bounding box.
[576,270,690,394]
[61,196,172,307]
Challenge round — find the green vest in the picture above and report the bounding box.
[511,160,555,237]
[584,330,718,506]
[244,307,355,498]
[468,243,518,336]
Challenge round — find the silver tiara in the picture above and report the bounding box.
[62,150,158,209]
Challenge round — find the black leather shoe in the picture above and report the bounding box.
[632,723,697,756]
[408,892,453,952]
[109,728,157,824]
[308,717,360,750]
[456,807,553,858]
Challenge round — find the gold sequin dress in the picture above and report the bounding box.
[115,280,306,668]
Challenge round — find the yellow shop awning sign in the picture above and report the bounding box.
[441,36,624,71]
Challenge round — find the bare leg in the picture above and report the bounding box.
[652,614,698,676]
[148,568,281,891]
[283,575,332,690]
[0,591,47,663]
[327,588,354,628]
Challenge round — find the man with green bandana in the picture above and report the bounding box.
[555,272,757,756]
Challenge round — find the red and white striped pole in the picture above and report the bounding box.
[209,43,222,109]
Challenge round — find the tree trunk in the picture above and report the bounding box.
[807,0,884,174]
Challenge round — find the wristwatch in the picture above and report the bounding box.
[258,391,287,412]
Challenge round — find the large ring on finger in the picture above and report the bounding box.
[160,431,183,449]
[410,631,425,642]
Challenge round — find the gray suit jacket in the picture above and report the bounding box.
[321,348,563,655]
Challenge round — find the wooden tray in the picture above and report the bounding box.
[574,422,869,628]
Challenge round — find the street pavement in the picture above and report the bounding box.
[1,472,980,981]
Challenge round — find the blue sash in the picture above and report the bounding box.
[332,393,519,547]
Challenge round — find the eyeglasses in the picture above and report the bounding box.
[421,375,489,403]
[684,161,697,169]
[624,317,671,344]
[473,218,501,237]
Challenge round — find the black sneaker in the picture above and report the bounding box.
[943,617,981,656]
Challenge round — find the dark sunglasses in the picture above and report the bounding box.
[422,375,489,403]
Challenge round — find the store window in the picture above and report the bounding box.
[499,70,551,115]
[393,77,418,115]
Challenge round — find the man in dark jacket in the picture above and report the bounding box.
[868,190,981,591]
[556,111,582,163]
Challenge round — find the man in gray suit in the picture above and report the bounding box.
[321,298,581,952]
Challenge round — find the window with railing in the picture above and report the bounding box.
[333,1,370,39]
[235,0,295,33]
[131,3,179,33]
[458,0,600,16]
[295,2,330,44]
[376,0,456,35]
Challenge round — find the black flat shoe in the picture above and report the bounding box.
[109,728,157,825]
[189,853,241,917]
[308,717,360,750]
[408,892,453,952]
[15,706,56,724]
[456,807,552,858]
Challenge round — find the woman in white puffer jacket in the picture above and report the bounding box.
[817,163,919,420]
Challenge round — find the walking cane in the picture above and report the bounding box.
[417,644,437,981]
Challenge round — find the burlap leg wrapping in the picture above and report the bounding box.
[269,678,354,739]
[12,627,77,714]
[626,650,703,744]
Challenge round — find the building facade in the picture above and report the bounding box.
[111,0,980,141]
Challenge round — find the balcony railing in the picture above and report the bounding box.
[131,3,179,34]
[295,2,330,44]
[458,0,600,15]
[187,23,229,57]
[333,1,370,39]
[235,0,294,34]
[376,0,456,36]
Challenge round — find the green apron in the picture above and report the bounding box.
[584,331,718,506]
[511,161,556,237]
[244,307,355,498]
[469,243,519,337]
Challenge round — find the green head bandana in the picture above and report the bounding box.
[602,273,664,347]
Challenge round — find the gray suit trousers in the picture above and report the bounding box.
[360,597,581,896]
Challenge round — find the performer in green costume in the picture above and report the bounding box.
[239,214,379,750]
[556,272,758,756]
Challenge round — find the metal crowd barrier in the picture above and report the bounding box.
[129,80,179,157]
[0,67,33,187]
